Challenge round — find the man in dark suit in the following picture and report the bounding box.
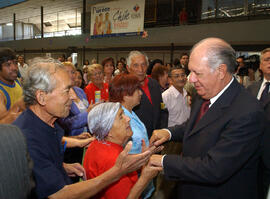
[126,51,168,138]
[0,124,34,199]
[149,38,264,199]
[247,48,270,199]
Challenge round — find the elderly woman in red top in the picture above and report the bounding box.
[83,102,162,199]
[84,64,109,104]
[102,57,115,83]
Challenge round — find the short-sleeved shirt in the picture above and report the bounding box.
[83,140,138,199]
[0,79,22,110]
[84,82,109,104]
[162,85,190,127]
[13,108,71,199]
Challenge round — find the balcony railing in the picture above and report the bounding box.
[0,0,270,42]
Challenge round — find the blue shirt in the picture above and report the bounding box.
[122,106,149,154]
[122,106,154,199]
[13,109,71,199]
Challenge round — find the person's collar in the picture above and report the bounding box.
[141,76,148,87]
[209,77,234,107]
[93,82,104,90]
[171,85,186,97]
[262,77,270,85]
[29,105,57,127]
[0,78,15,87]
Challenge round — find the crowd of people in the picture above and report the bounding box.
[0,37,269,199]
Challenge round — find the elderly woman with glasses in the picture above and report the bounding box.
[83,102,161,199]
[84,64,109,104]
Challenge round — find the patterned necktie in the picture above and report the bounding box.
[195,100,210,124]
[260,82,270,103]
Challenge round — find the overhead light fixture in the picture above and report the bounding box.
[67,23,81,28]
[44,22,52,27]
[6,23,13,26]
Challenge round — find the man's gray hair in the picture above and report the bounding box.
[126,51,149,68]
[88,102,120,140]
[261,48,270,61]
[191,38,237,74]
[23,57,64,107]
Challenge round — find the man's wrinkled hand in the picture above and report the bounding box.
[149,129,170,147]
[140,156,163,182]
[149,154,163,168]
[63,163,86,180]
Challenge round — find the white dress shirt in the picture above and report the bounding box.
[257,78,270,100]
[18,63,29,80]
[162,85,190,127]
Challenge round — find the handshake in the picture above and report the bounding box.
[115,129,171,182]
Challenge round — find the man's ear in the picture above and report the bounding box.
[126,66,131,73]
[218,64,227,79]
[36,90,47,106]
[259,62,263,71]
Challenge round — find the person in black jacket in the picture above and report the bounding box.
[126,51,168,138]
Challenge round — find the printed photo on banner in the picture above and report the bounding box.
[90,0,145,38]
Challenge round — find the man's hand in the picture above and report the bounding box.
[141,139,164,155]
[149,154,163,168]
[74,137,95,148]
[114,141,151,176]
[74,132,91,139]
[149,129,170,147]
[140,156,163,181]
[63,163,86,180]
[63,136,95,148]
[0,106,22,124]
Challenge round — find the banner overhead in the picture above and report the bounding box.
[90,0,145,38]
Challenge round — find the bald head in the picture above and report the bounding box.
[190,38,237,74]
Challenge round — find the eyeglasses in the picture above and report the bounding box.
[170,74,186,78]
[263,57,270,62]
[91,71,103,77]
[3,60,18,67]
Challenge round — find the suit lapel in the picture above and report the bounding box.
[187,79,240,138]
[252,81,262,97]
[257,81,270,108]
[185,97,202,134]
[148,78,157,107]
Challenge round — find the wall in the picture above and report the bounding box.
[1,18,270,66]
[1,18,270,51]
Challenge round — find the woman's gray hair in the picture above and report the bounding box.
[126,51,149,68]
[88,102,121,140]
[23,57,64,107]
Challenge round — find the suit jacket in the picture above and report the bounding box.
[164,79,264,199]
[0,124,34,199]
[248,81,270,199]
[133,78,168,138]
[248,80,270,121]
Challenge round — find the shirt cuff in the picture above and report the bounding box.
[163,128,172,140]
[161,154,166,168]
